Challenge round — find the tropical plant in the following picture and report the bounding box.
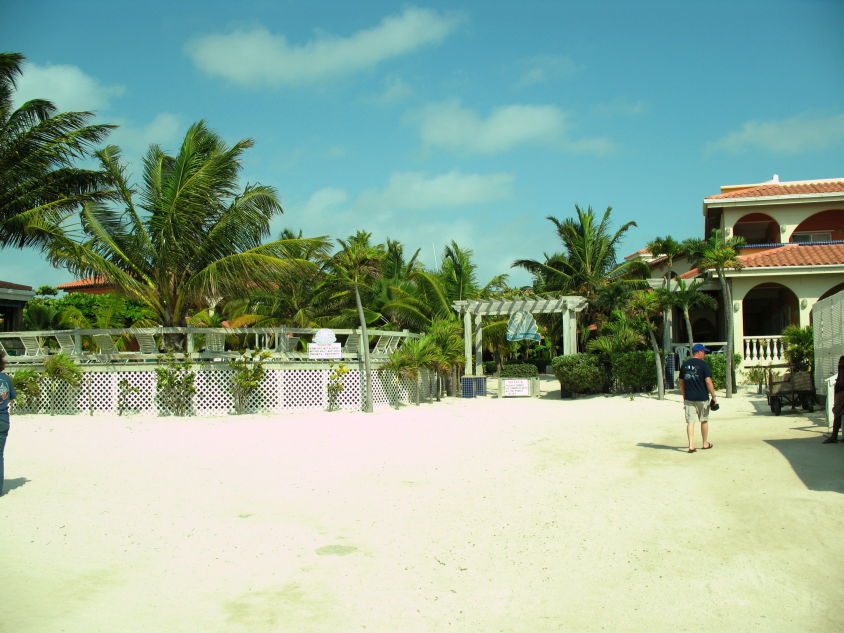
[628,290,668,399]
[422,319,463,399]
[684,230,746,397]
[116,378,140,416]
[658,277,716,348]
[513,205,638,349]
[781,324,814,374]
[646,235,685,288]
[500,363,539,378]
[326,362,350,411]
[551,353,609,395]
[10,368,41,410]
[380,337,437,405]
[155,352,196,416]
[228,349,271,414]
[612,350,659,393]
[42,352,82,415]
[704,353,743,391]
[743,366,768,394]
[330,232,385,412]
[0,52,114,249]
[43,121,326,348]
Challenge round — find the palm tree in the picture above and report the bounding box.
[330,232,386,412]
[0,52,114,248]
[658,277,716,349]
[629,290,669,400]
[423,319,464,399]
[513,205,638,349]
[646,235,685,289]
[44,122,326,349]
[684,230,746,397]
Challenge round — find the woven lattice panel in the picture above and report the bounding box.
[10,365,427,416]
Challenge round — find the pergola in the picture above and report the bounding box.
[452,295,588,376]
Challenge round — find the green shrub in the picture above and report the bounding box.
[500,363,539,378]
[704,353,743,390]
[11,369,42,410]
[612,351,658,393]
[483,360,497,375]
[551,354,608,394]
[155,352,196,416]
[228,349,271,414]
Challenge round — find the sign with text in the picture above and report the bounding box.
[503,379,531,397]
[308,343,342,359]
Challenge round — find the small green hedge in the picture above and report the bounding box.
[612,350,658,393]
[704,353,743,390]
[551,354,608,394]
[500,363,539,378]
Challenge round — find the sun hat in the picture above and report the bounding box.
[692,343,710,353]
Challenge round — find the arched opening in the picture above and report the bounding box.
[743,283,799,335]
[733,212,780,245]
[791,209,844,243]
[818,282,844,302]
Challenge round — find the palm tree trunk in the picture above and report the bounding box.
[717,273,734,398]
[353,286,374,412]
[647,328,665,400]
[683,307,694,348]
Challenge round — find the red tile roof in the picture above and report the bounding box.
[737,243,844,268]
[0,280,33,291]
[707,179,844,200]
[56,275,111,289]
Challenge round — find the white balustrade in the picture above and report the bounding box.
[742,336,784,364]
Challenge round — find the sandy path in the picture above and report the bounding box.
[1,385,843,633]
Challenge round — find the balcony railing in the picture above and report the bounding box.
[742,336,785,365]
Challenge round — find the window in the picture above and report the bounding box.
[792,232,832,243]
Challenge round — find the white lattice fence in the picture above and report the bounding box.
[11,365,434,416]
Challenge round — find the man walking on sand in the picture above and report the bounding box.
[679,343,717,453]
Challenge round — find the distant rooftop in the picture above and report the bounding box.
[706,175,844,200]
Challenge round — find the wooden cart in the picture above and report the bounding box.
[765,364,815,416]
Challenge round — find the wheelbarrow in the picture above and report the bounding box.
[765,364,815,416]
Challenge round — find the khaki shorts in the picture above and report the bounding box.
[684,400,710,423]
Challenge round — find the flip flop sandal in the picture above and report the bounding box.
[688,448,697,453]
[702,443,714,450]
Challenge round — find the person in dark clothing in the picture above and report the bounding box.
[822,355,844,444]
[678,343,717,453]
[0,350,16,496]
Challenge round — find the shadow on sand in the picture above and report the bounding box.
[636,442,688,452]
[2,477,30,495]
[765,436,844,493]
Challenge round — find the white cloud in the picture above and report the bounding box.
[367,76,413,105]
[707,112,844,154]
[517,54,583,87]
[13,62,124,112]
[299,187,350,223]
[108,113,183,155]
[357,170,514,211]
[185,8,462,86]
[411,100,615,155]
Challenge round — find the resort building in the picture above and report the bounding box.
[0,280,34,331]
[632,176,844,368]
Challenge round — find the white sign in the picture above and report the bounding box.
[503,379,531,397]
[308,343,342,359]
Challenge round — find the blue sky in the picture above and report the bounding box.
[3,0,843,290]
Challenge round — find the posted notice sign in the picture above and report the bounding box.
[503,379,531,397]
[308,343,342,359]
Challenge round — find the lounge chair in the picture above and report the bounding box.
[19,335,46,357]
[135,332,159,356]
[54,333,79,356]
[342,333,362,359]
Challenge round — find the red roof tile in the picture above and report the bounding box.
[737,243,844,268]
[707,180,844,200]
[56,275,111,289]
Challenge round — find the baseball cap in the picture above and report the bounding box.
[692,343,710,353]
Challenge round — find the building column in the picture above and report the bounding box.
[463,309,473,376]
[474,313,484,376]
[563,309,577,355]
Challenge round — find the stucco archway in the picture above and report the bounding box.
[742,283,798,336]
[733,212,779,245]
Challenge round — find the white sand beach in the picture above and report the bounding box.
[1,381,843,633]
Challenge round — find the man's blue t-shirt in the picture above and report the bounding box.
[679,357,711,402]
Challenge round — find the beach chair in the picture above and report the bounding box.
[19,335,46,357]
[342,333,362,359]
[92,334,120,362]
[54,333,79,355]
[372,334,401,358]
[0,339,24,362]
[135,332,159,356]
